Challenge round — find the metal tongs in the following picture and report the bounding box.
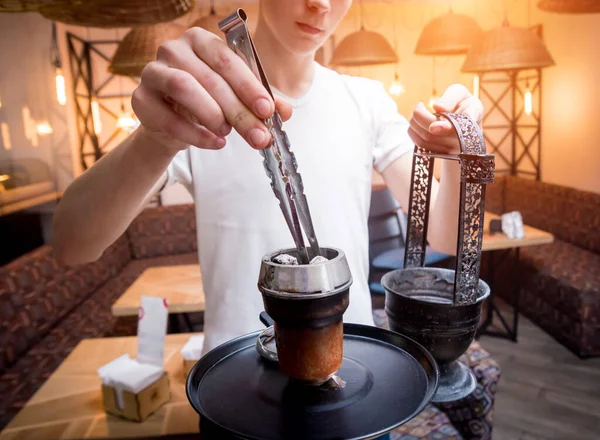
[219,9,320,264]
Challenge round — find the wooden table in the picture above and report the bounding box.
[482,213,554,252]
[112,265,205,332]
[479,213,554,342]
[0,334,201,440]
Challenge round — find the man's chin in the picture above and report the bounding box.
[288,39,325,58]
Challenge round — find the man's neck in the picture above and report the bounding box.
[252,18,316,99]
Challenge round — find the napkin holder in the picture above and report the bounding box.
[101,373,171,422]
[100,296,170,422]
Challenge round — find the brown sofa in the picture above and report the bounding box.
[0,204,198,429]
[0,203,500,439]
[485,175,600,358]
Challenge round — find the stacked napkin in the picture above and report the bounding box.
[98,354,164,409]
[180,334,205,360]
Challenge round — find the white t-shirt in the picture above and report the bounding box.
[164,62,413,354]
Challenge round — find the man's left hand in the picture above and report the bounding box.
[407,84,484,155]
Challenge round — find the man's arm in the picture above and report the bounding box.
[382,153,461,255]
[381,85,483,255]
[52,26,297,267]
[52,128,175,265]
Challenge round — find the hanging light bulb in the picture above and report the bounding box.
[473,75,480,99]
[1,122,11,150]
[524,81,533,115]
[50,22,67,106]
[36,121,53,135]
[116,103,138,131]
[55,68,66,105]
[389,72,405,96]
[91,98,102,135]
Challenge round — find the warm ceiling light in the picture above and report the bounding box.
[55,68,67,105]
[36,121,53,135]
[461,22,555,73]
[389,73,405,96]
[1,123,11,150]
[116,104,138,131]
[91,98,102,135]
[415,11,483,56]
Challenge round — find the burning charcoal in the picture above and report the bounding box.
[310,256,329,265]
[273,254,298,265]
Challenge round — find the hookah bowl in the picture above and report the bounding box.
[383,112,495,403]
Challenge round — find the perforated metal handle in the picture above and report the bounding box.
[404,112,495,305]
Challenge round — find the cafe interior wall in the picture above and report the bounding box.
[0,13,75,193]
[334,0,600,195]
[1,0,598,215]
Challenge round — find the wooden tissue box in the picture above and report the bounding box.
[101,372,170,422]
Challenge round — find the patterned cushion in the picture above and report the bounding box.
[29,252,198,355]
[0,252,197,431]
[435,344,500,440]
[520,241,600,322]
[392,405,463,439]
[127,204,197,259]
[0,350,66,430]
[0,235,131,374]
[373,309,500,440]
[503,176,600,254]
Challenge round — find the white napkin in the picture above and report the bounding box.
[501,211,525,240]
[137,296,169,367]
[180,335,205,360]
[97,354,164,410]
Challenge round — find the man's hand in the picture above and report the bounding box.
[132,27,293,154]
[408,84,484,155]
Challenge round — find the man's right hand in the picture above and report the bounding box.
[132,27,293,153]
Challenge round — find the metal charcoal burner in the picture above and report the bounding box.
[382,112,494,403]
[257,247,352,385]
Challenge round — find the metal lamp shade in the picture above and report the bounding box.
[40,0,194,28]
[415,11,483,56]
[330,28,399,67]
[538,0,600,13]
[109,23,186,77]
[461,24,555,73]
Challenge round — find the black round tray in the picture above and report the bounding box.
[186,323,439,440]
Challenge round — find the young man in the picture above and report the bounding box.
[52,0,483,353]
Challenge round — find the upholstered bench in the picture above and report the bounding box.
[486,176,600,357]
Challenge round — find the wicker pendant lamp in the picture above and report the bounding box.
[330,0,398,67]
[40,0,194,28]
[0,0,54,12]
[538,0,600,13]
[109,23,186,77]
[461,21,554,73]
[330,29,398,67]
[415,10,483,56]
